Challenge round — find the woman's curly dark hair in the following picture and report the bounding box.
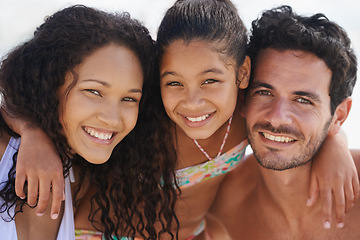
[0,5,178,239]
[247,5,357,114]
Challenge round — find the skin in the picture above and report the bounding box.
[10,29,359,238]
[159,39,250,239]
[208,48,360,239]
[3,44,144,239]
[58,44,143,164]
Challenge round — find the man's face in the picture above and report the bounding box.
[245,48,333,170]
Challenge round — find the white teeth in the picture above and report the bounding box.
[84,127,113,140]
[186,114,211,122]
[263,133,294,143]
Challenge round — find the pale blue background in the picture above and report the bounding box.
[0,0,359,148]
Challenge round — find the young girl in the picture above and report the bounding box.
[0,5,177,240]
[12,0,359,239]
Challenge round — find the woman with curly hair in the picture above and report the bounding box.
[0,5,177,240]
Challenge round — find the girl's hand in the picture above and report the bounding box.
[16,128,65,219]
[308,130,360,229]
[2,109,65,219]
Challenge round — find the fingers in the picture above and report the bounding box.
[36,178,51,216]
[320,186,332,229]
[352,176,360,202]
[307,174,319,207]
[49,174,65,220]
[333,185,345,229]
[15,168,27,199]
[26,175,39,207]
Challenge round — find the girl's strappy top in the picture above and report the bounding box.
[175,139,248,188]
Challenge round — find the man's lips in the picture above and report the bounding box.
[261,132,296,143]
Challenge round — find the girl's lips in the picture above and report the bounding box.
[181,112,214,128]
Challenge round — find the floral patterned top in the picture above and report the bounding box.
[175,139,248,188]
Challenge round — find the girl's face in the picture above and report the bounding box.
[58,44,143,164]
[160,40,249,140]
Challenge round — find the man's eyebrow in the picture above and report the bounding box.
[249,81,273,90]
[293,91,321,103]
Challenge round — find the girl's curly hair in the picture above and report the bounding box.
[0,5,178,239]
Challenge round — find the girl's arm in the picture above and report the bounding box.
[308,129,359,229]
[2,108,64,219]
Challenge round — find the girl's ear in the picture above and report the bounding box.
[237,56,251,89]
[328,97,352,135]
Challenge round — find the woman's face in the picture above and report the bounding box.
[160,40,249,140]
[58,44,143,164]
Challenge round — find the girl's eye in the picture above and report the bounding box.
[85,89,101,96]
[166,81,182,86]
[203,79,219,84]
[296,98,312,105]
[122,97,138,102]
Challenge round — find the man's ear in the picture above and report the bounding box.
[328,97,352,135]
[237,56,251,89]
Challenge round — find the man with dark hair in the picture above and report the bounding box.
[208,6,360,239]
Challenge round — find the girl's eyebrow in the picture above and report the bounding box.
[160,67,224,79]
[160,71,177,79]
[201,68,224,75]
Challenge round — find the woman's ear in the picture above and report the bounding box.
[328,97,352,135]
[237,56,251,89]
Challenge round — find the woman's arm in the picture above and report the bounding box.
[2,108,64,219]
[15,194,64,240]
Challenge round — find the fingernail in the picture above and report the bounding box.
[51,213,58,220]
[337,222,344,228]
[19,196,25,200]
[36,212,44,217]
[324,221,331,229]
[306,199,311,207]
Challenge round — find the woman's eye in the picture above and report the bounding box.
[122,97,138,102]
[203,79,219,84]
[85,89,101,96]
[166,81,182,86]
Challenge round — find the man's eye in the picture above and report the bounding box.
[255,90,271,96]
[296,98,312,105]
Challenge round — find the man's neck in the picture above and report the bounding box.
[257,163,316,224]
